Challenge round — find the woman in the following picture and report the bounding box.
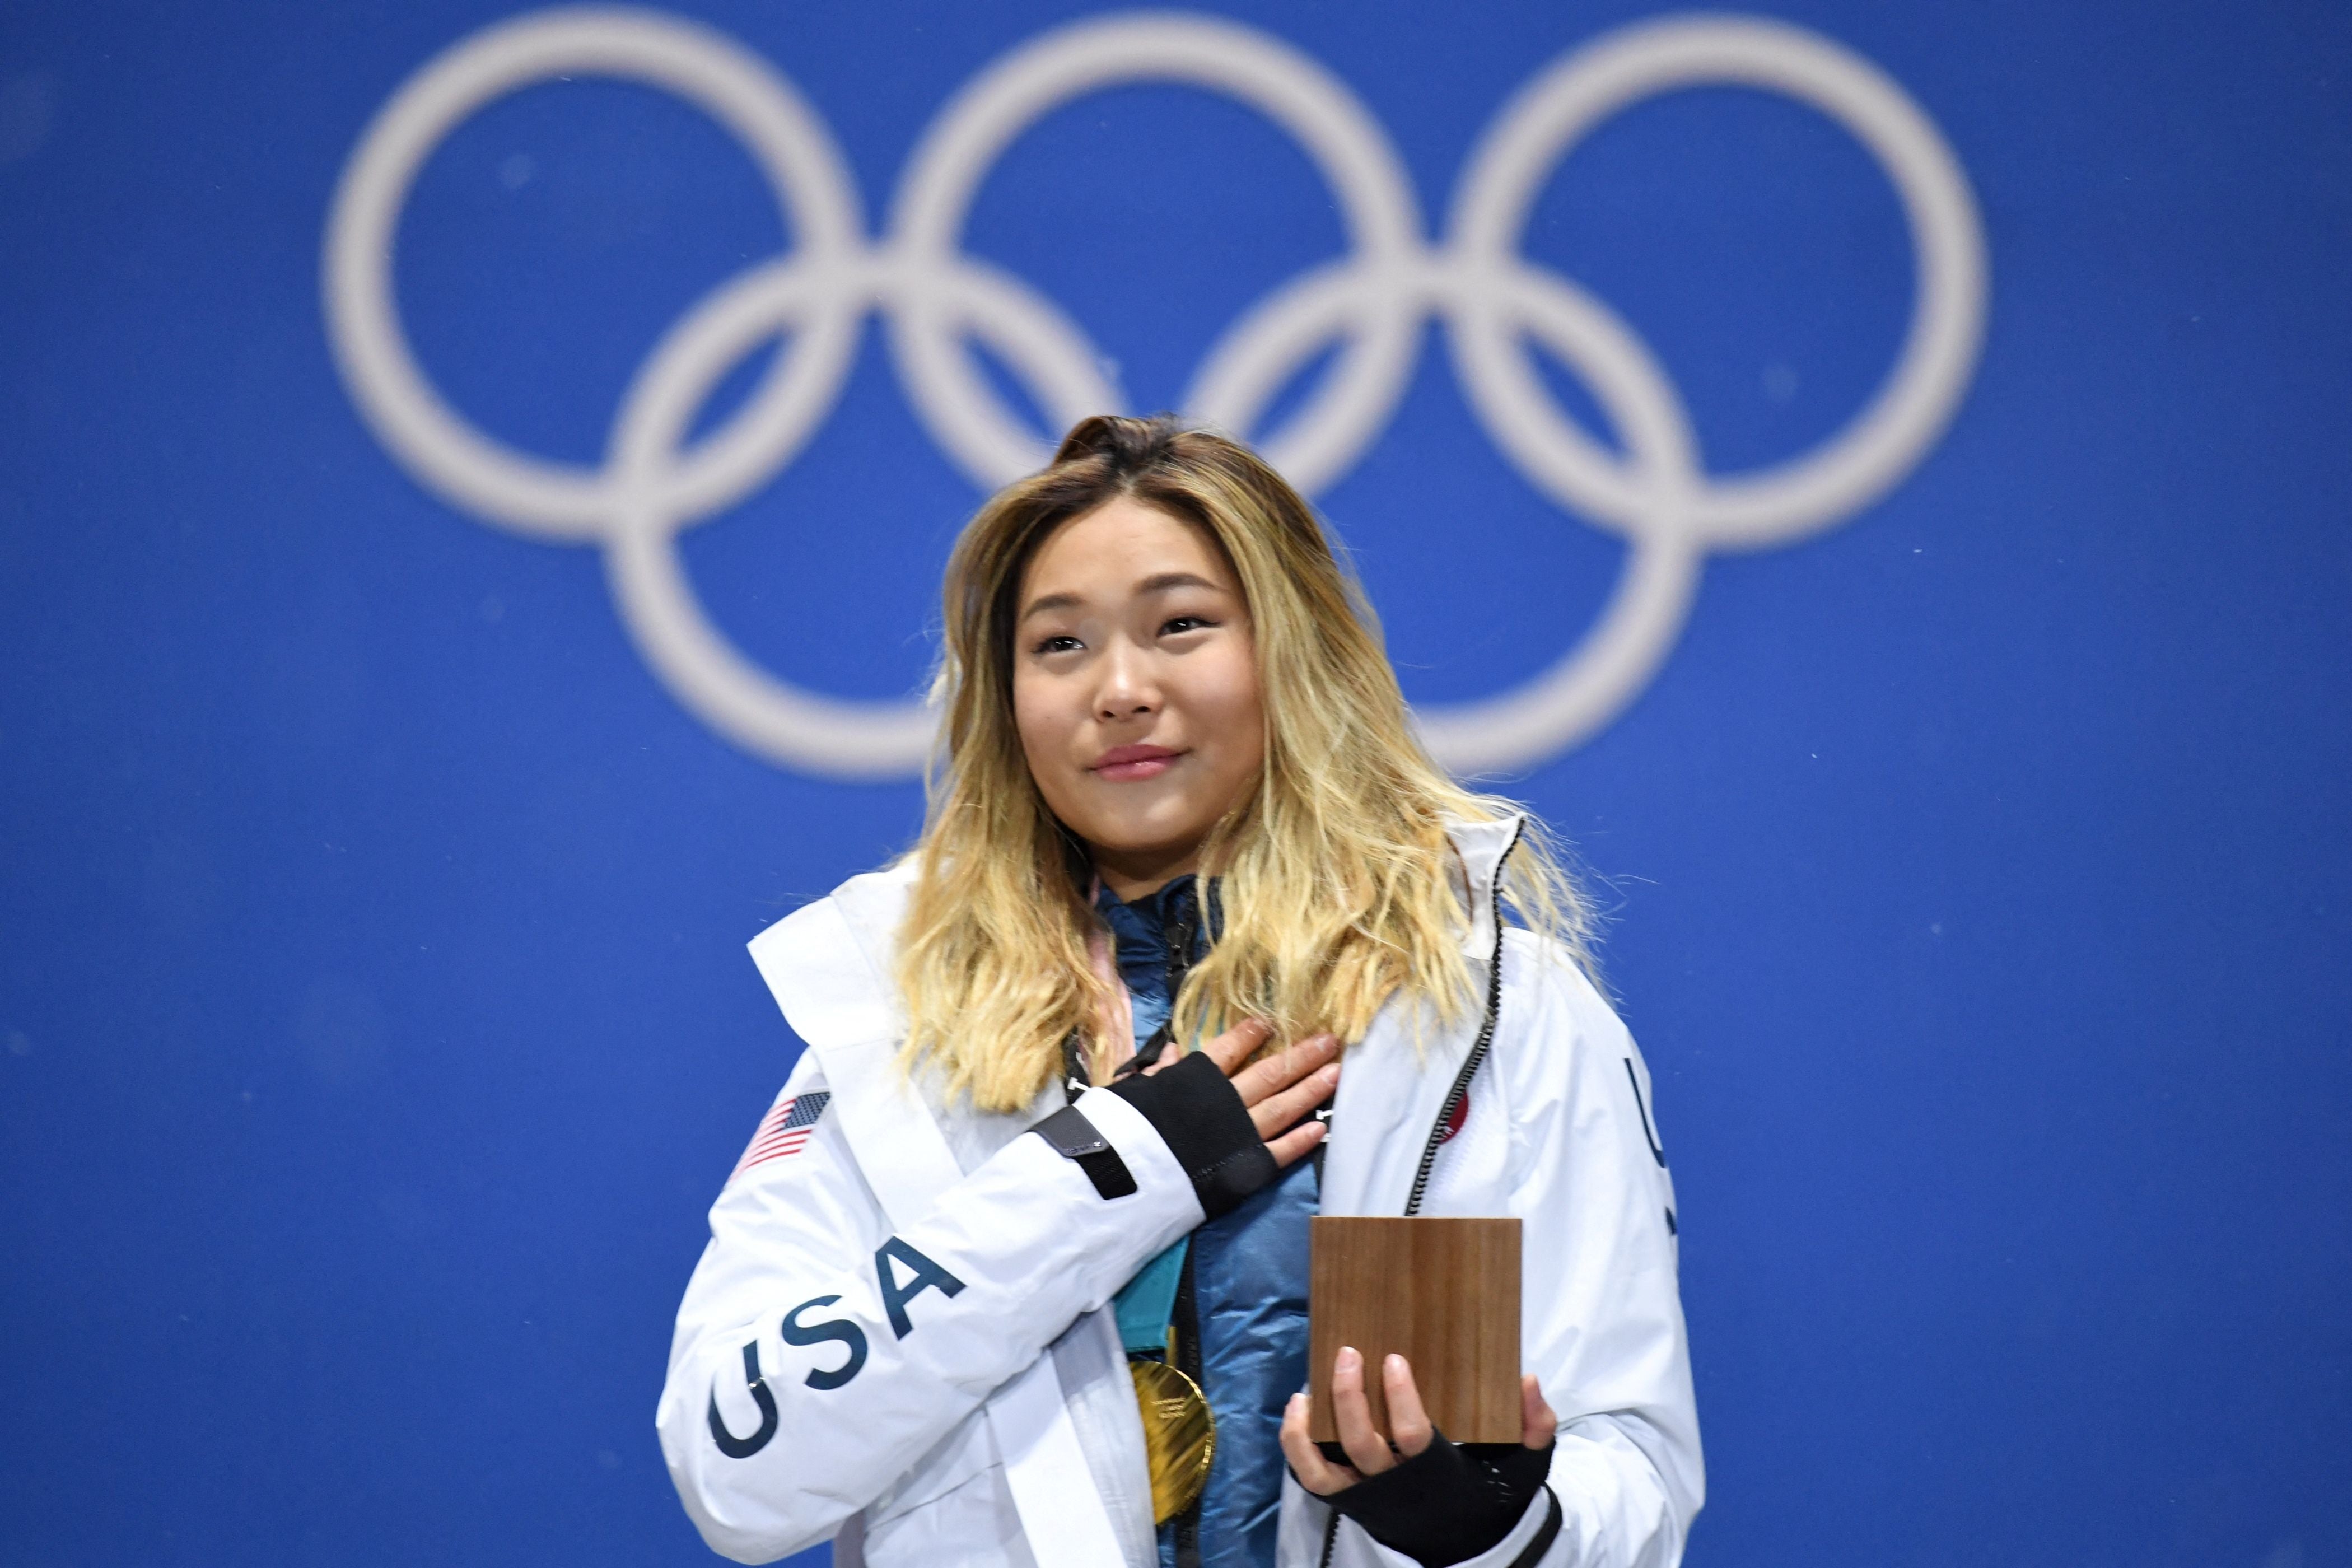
[657,417,1700,1568]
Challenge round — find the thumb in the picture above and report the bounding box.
[1520,1374,1558,1449]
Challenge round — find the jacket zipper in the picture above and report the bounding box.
[1166,883,1207,1567]
[1320,820,1525,1566]
[1163,892,1199,1047]
[1403,818,1522,1217]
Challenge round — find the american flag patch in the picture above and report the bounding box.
[732,1091,832,1178]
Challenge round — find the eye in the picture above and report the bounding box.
[1160,614,1217,637]
[1030,633,1083,656]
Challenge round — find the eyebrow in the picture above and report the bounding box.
[1017,572,1226,624]
[1137,571,1221,597]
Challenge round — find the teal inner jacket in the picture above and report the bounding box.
[1096,875,1319,1568]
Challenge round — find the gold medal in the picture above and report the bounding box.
[1127,1357,1215,1524]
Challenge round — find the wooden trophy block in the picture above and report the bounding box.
[1307,1216,1522,1444]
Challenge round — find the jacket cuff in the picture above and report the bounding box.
[1064,1085,1204,1228]
[1028,1104,1138,1199]
[1103,1051,1276,1220]
[1341,1486,1562,1568]
[1326,1436,1557,1568]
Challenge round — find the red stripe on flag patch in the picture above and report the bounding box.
[731,1090,832,1179]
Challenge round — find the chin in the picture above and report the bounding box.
[1085,812,1209,857]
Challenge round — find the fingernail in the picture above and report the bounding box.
[1319,1063,1340,1084]
[1385,1354,1405,1373]
[1338,1346,1360,1370]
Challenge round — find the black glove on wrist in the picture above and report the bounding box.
[1104,1049,1276,1219]
[1323,1430,1556,1567]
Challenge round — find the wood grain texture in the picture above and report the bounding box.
[1307,1216,1522,1444]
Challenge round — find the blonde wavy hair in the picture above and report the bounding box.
[895,414,1594,1113]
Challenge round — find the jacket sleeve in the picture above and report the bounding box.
[655,1048,1205,1564]
[1500,930,1702,1568]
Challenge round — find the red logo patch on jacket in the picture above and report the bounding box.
[1436,1088,1471,1145]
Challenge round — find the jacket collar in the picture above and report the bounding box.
[782,814,1528,1032]
[1447,813,1528,961]
[750,818,1528,1221]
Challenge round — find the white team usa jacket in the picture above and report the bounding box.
[657,818,1704,1567]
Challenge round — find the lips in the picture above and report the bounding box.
[1091,744,1182,782]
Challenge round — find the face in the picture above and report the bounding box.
[1011,496,1266,900]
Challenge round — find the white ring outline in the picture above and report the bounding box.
[883,12,1425,495]
[321,6,1988,780]
[323,7,867,543]
[1443,13,1988,549]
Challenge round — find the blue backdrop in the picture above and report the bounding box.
[2,2,2346,1565]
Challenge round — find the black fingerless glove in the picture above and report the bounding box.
[1104,1050,1276,1219]
[1324,1431,1557,1567]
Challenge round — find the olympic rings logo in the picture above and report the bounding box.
[323,6,1986,779]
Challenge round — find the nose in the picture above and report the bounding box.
[1093,640,1159,723]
